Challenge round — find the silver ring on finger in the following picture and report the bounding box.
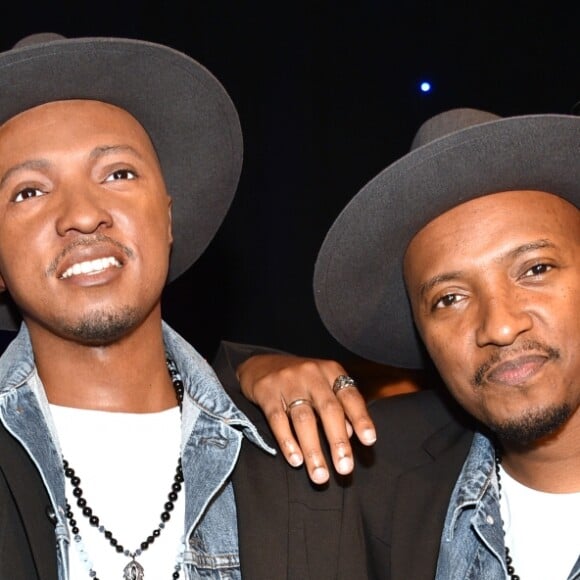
[332,375,357,395]
[285,398,314,416]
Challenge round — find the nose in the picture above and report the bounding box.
[475,287,533,347]
[55,187,113,236]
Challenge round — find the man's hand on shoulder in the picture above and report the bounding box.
[237,353,376,484]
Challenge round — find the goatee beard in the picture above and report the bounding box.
[489,403,571,447]
[60,306,140,345]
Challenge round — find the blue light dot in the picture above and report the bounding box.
[420,81,432,93]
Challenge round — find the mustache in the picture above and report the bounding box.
[46,234,134,277]
[472,339,560,387]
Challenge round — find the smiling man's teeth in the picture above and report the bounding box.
[61,257,121,279]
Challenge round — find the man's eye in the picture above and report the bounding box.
[13,187,46,203]
[105,168,137,182]
[433,293,463,310]
[523,263,552,277]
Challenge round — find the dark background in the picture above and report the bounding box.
[1,2,578,378]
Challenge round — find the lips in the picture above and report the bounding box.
[486,355,549,386]
[52,239,130,282]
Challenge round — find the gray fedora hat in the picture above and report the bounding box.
[0,32,243,329]
[314,108,580,369]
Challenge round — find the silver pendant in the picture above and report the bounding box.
[123,558,145,580]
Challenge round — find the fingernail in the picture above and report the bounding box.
[288,453,303,467]
[312,467,328,484]
[362,428,377,444]
[338,456,353,474]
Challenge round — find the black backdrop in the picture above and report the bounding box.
[1,1,578,368]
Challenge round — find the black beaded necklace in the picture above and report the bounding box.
[63,357,185,580]
[494,449,522,580]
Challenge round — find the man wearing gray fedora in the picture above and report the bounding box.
[0,33,370,580]
[232,107,580,579]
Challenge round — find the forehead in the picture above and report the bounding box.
[403,190,579,282]
[0,99,155,151]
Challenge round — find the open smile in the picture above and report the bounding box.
[60,256,122,279]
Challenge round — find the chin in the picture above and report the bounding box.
[488,403,572,447]
[58,306,141,345]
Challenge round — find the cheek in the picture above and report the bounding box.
[146,196,172,239]
[422,325,474,386]
[0,228,44,286]
[138,204,173,274]
[425,337,482,415]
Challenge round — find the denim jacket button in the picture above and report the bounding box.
[45,505,57,524]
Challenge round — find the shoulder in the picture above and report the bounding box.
[368,388,468,437]
[355,388,474,478]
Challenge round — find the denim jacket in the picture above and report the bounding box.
[435,432,580,580]
[0,322,274,580]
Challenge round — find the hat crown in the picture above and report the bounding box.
[12,32,65,49]
[410,108,500,150]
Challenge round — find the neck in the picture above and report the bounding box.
[27,314,178,413]
[498,408,580,493]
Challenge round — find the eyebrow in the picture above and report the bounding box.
[0,159,51,189]
[418,239,557,299]
[0,144,145,190]
[504,239,555,260]
[88,144,144,162]
[419,271,465,300]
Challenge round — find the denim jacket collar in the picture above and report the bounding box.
[160,321,274,456]
[0,322,274,453]
[437,431,580,580]
[0,322,275,580]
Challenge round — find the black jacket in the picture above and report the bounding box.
[213,341,477,580]
[214,341,479,579]
[353,388,474,579]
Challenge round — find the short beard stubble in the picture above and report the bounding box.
[60,306,140,345]
[488,403,572,447]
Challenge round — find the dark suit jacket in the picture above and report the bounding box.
[353,389,474,580]
[213,341,477,580]
[0,340,367,579]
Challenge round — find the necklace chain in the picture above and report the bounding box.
[494,449,522,580]
[63,356,185,580]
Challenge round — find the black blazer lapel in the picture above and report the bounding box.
[390,423,473,580]
[232,437,290,579]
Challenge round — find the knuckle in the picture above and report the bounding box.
[318,397,343,414]
[279,359,319,381]
[304,448,322,462]
[335,385,361,399]
[290,406,315,424]
[280,437,297,452]
[266,407,288,424]
[331,438,350,452]
[253,374,279,393]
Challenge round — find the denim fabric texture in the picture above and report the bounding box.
[436,432,580,580]
[0,322,274,580]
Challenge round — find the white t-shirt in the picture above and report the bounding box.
[499,464,580,580]
[50,404,185,580]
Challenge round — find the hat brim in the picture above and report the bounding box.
[313,114,580,369]
[0,36,243,330]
